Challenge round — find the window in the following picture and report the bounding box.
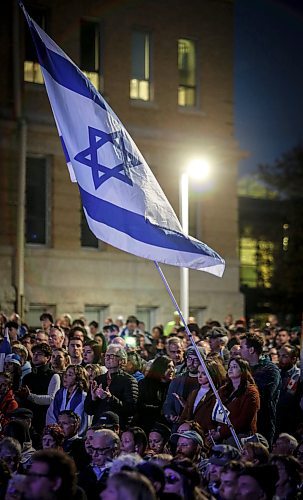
[24,8,47,84]
[26,156,50,245]
[80,19,100,89]
[240,237,274,288]
[130,31,151,101]
[26,304,56,329]
[178,38,197,107]
[85,305,109,327]
[190,307,207,326]
[136,306,157,332]
[81,210,98,248]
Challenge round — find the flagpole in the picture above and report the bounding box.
[154,261,242,451]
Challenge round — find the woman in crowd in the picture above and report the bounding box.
[240,442,269,465]
[42,424,65,451]
[209,357,260,444]
[94,332,108,353]
[83,341,104,365]
[85,363,105,384]
[147,423,171,456]
[180,360,226,433]
[4,356,22,392]
[270,454,303,499]
[163,457,202,500]
[46,364,89,436]
[50,348,70,377]
[120,426,148,457]
[136,355,175,433]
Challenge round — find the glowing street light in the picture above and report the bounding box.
[179,158,210,322]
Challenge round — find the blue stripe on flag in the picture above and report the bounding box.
[28,23,106,110]
[60,136,70,163]
[79,186,220,258]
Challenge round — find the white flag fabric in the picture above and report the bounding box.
[20,2,225,277]
[212,400,230,424]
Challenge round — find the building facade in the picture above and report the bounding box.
[0,0,243,329]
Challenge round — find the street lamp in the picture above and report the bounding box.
[179,158,210,323]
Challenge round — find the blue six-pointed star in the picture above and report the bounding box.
[74,126,142,189]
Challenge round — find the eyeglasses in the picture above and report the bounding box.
[165,474,181,484]
[91,446,112,455]
[105,354,119,360]
[187,356,199,364]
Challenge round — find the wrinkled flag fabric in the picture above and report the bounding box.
[20,2,225,277]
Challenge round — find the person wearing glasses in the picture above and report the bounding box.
[163,457,201,500]
[163,346,205,429]
[24,449,81,500]
[84,345,138,428]
[78,428,120,499]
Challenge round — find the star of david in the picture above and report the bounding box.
[74,126,142,189]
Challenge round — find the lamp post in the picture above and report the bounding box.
[179,159,210,323]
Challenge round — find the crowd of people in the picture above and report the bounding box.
[0,310,302,499]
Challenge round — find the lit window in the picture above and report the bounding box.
[240,237,274,288]
[80,20,100,89]
[26,157,50,245]
[130,31,151,101]
[24,9,47,84]
[178,38,196,107]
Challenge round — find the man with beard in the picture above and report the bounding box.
[276,344,302,436]
[163,346,204,428]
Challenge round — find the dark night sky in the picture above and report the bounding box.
[234,0,303,176]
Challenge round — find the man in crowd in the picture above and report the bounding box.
[208,327,230,367]
[78,429,120,499]
[24,449,78,500]
[84,344,138,427]
[68,337,84,365]
[35,330,50,344]
[18,343,61,434]
[40,313,54,334]
[240,332,281,447]
[166,337,186,374]
[173,430,204,464]
[163,346,204,426]
[58,410,90,470]
[276,343,302,435]
[49,326,65,350]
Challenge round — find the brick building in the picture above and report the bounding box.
[0,0,243,329]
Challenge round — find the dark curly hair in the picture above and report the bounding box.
[43,424,65,448]
[64,364,89,392]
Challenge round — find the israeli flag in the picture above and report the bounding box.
[20,3,225,276]
[212,400,230,424]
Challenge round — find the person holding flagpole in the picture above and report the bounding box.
[209,358,260,446]
[179,360,226,433]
